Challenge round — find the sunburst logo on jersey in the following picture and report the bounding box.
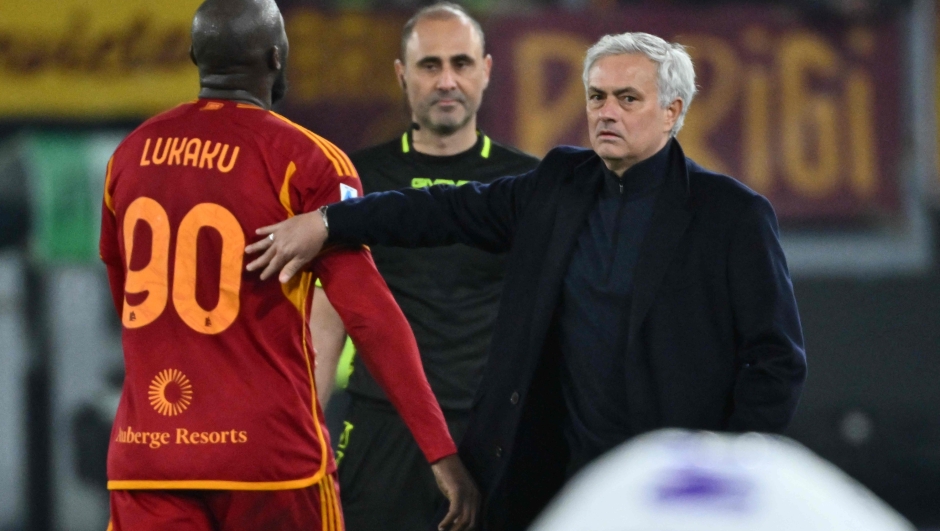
[149,369,193,416]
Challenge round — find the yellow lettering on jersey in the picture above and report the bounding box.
[138,137,240,172]
[151,138,171,165]
[168,137,187,165]
[176,428,249,445]
[217,145,240,173]
[182,138,202,167]
[140,138,152,166]
[114,426,171,449]
[199,141,222,169]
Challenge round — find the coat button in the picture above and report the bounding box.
[495,445,503,458]
[510,392,519,405]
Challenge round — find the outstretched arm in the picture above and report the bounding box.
[246,169,539,283]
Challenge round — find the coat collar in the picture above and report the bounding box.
[525,138,693,357]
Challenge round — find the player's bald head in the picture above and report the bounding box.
[191,0,287,76]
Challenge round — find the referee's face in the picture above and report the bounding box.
[586,53,682,175]
[397,16,492,137]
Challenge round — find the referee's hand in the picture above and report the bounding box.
[431,454,480,531]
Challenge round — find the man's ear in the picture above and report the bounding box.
[665,98,683,133]
[482,53,493,91]
[269,46,283,72]
[190,45,197,66]
[394,59,407,91]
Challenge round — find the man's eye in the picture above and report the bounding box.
[622,95,637,103]
[589,94,603,101]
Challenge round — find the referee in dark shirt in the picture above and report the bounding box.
[311,4,538,531]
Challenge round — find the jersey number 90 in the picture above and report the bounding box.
[121,197,244,335]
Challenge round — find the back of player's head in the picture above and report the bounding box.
[400,2,485,62]
[191,0,286,76]
[530,429,914,531]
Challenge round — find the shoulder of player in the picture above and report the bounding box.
[108,101,200,169]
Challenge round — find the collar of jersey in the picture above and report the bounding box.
[401,129,491,159]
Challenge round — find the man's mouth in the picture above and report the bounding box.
[597,130,621,139]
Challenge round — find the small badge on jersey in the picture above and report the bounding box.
[340,183,358,201]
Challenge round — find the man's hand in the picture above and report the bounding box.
[245,210,328,283]
[431,454,480,531]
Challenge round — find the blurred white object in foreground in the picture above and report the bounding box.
[529,429,914,531]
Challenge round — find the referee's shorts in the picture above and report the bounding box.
[337,395,469,531]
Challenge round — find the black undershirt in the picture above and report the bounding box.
[558,142,670,476]
[346,132,539,411]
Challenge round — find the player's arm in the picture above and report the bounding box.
[99,157,124,316]
[310,285,346,407]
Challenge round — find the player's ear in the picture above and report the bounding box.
[269,46,283,72]
[190,45,197,67]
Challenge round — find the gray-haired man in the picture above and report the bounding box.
[247,32,806,531]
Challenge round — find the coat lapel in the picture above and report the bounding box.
[626,140,693,346]
[527,156,604,353]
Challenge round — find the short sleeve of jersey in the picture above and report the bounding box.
[279,129,362,215]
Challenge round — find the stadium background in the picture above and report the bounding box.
[0,0,938,529]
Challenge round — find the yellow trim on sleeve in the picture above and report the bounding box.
[103,156,115,214]
[279,161,297,217]
[268,112,357,178]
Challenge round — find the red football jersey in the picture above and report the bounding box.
[100,99,455,491]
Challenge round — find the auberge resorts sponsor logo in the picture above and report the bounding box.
[149,368,193,416]
[115,426,249,449]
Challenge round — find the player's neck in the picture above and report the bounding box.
[411,119,479,157]
[198,88,270,110]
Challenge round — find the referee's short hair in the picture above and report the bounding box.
[582,32,697,137]
[400,2,485,61]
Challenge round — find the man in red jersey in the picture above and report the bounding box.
[98,1,479,530]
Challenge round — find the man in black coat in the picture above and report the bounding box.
[247,31,806,531]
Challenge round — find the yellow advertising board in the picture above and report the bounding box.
[0,0,201,118]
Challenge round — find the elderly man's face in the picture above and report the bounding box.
[586,53,681,175]
[396,17,491,136]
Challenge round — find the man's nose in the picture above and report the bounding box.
[437,66,458,91]
[597,97,619,120]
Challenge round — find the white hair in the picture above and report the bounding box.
[582,32,697,137]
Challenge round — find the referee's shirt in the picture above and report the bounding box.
[346,130,540,412]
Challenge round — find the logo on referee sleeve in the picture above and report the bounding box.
[340,183,358,201]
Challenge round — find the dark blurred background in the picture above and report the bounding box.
[0,0,938,529]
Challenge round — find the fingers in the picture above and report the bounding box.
[279,256,307,284]
[244,235,273,256]
[245,244,276,272]
[255,221,283,236]
[438,499,459,531]
[259,250,289,281]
